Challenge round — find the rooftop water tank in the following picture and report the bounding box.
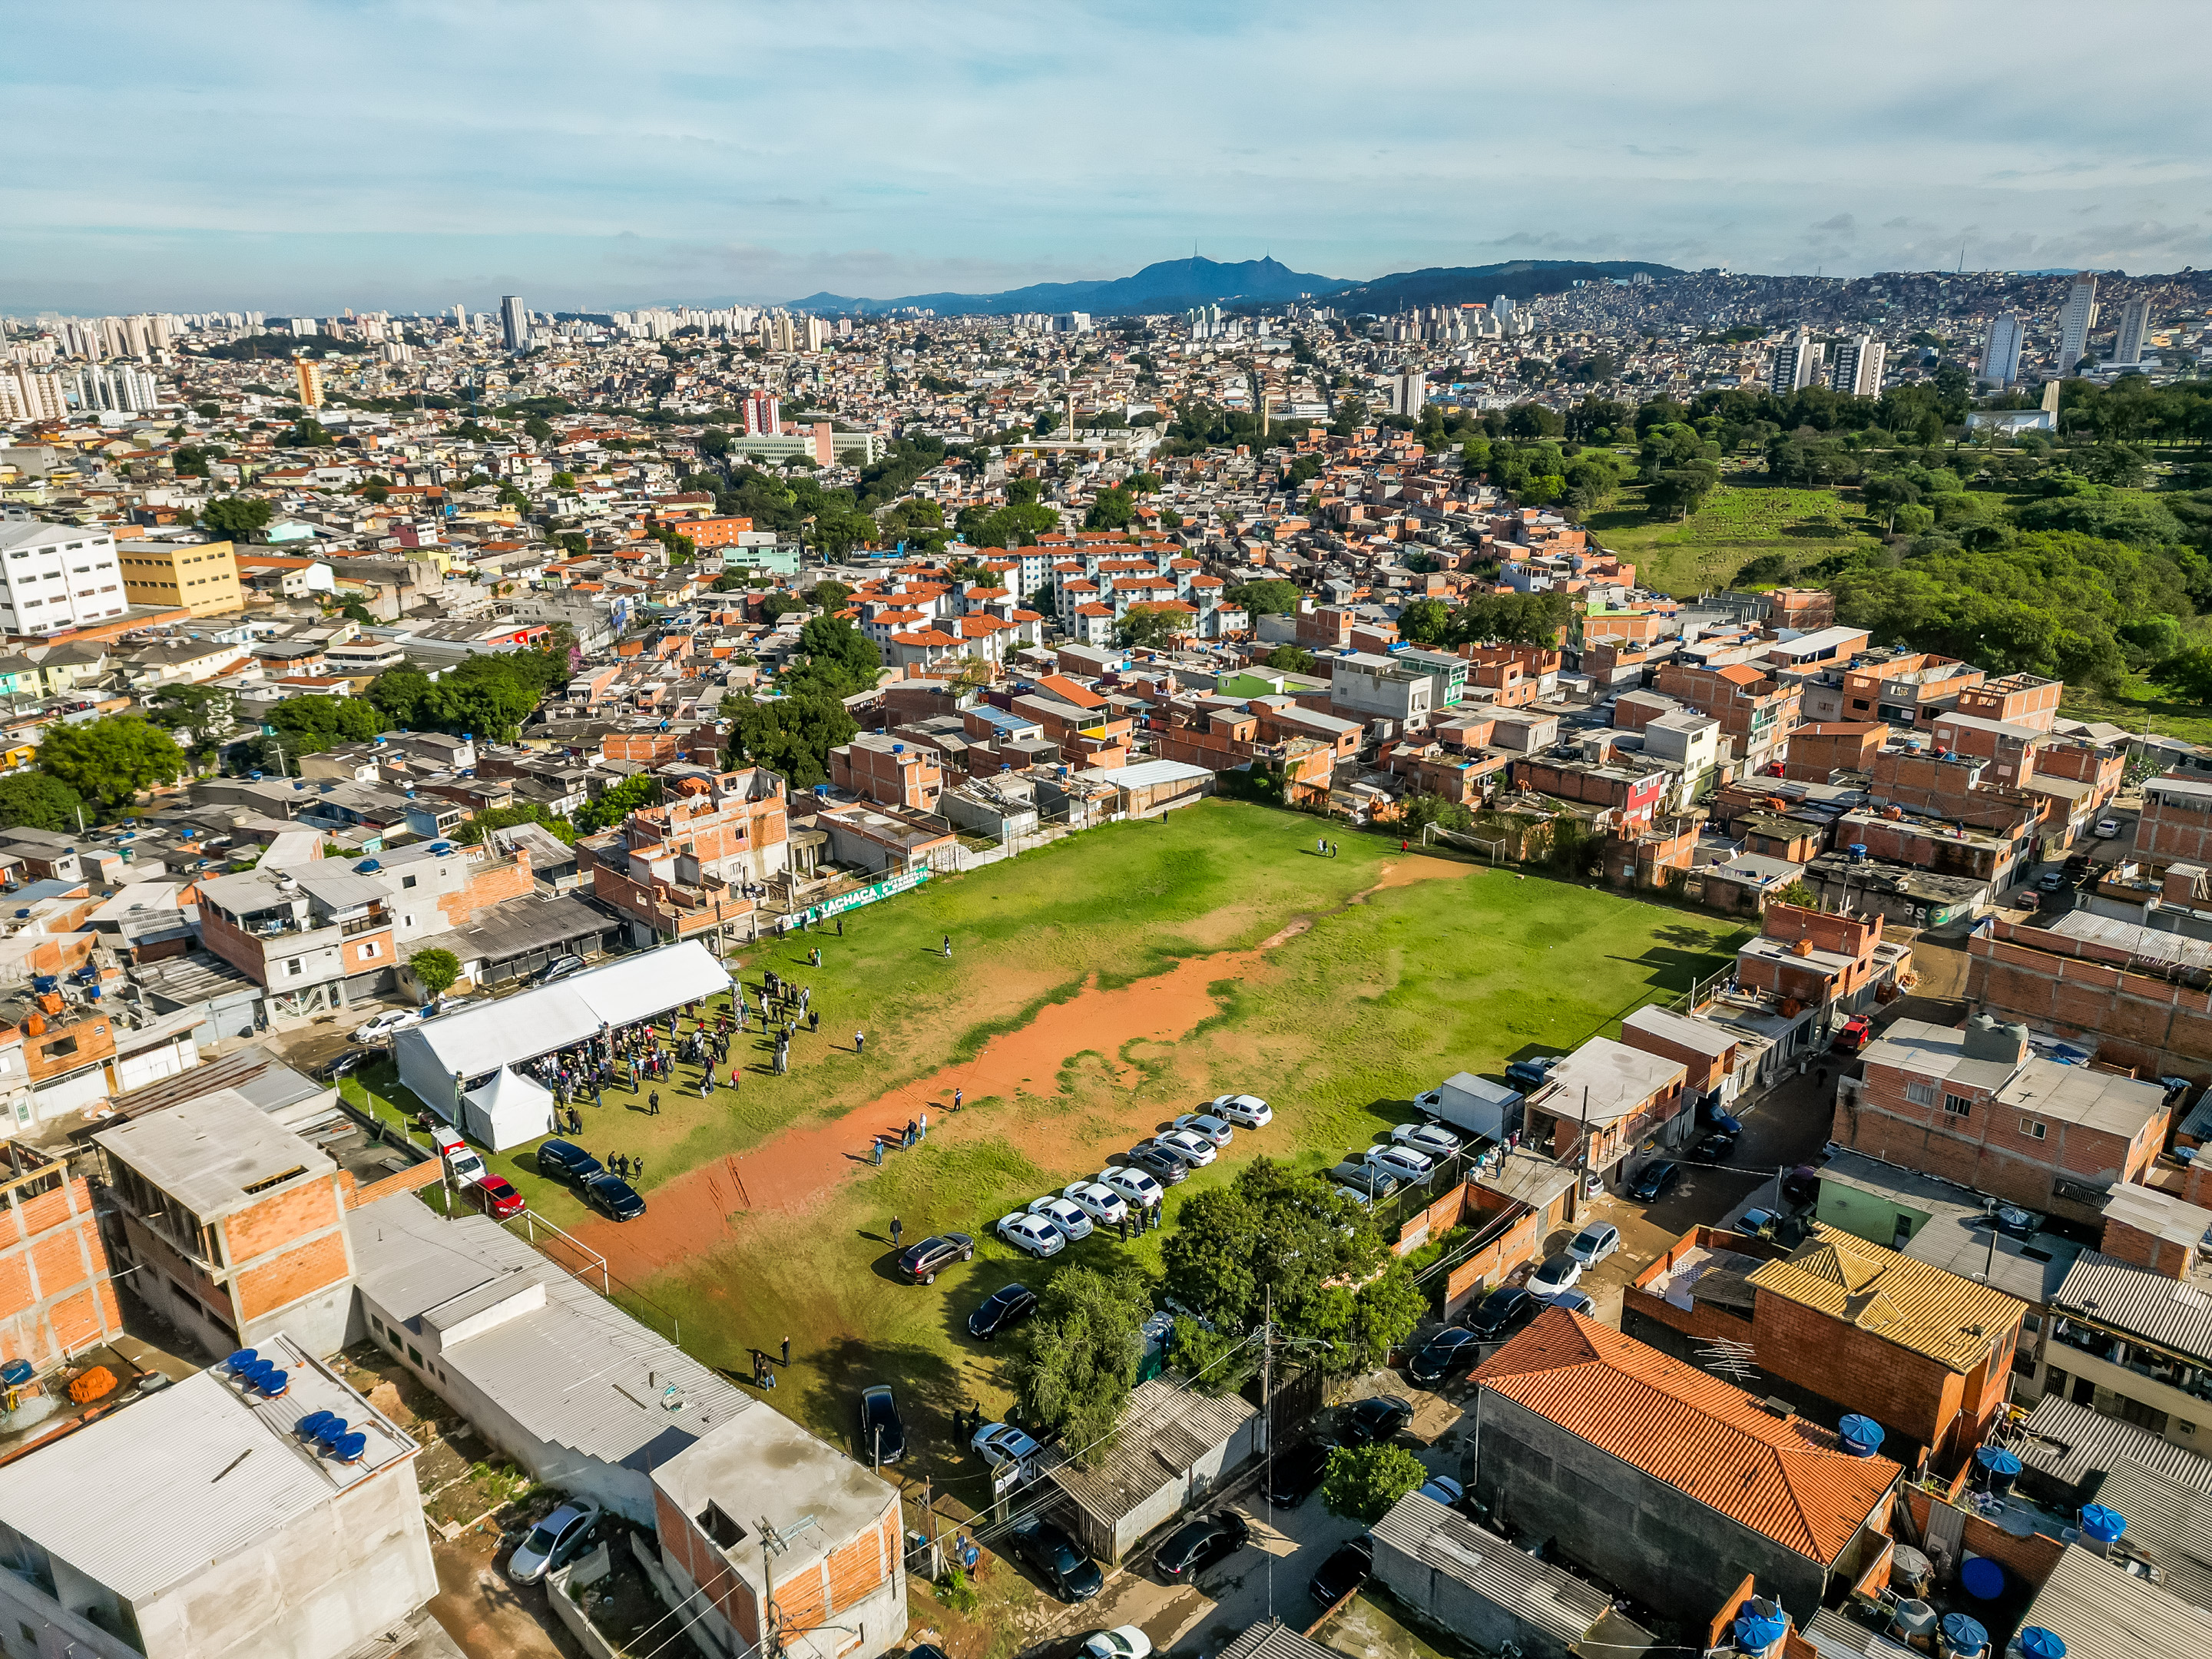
[2079,1504,2127,1545]
[1939,1613,1989,1659]
[1961,1557,2005,1601]
[1891,1601,1938,1644]
[1732,1598,1787,1657]
[1839,1415,1885,1456]
[2013,1629,2065,1659]
[357,859,380,873]
[1975,1446,2022,1498]
[1889,1544,1932,1596]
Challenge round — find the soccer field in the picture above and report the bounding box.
[389,798,1748,1471]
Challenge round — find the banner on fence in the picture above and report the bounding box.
[777,868,930,932]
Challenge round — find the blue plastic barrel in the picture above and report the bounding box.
[1960,1556,2005,1600]
[1734,1605,1788,1653]
[1839,1414,1886,1456]
[1939,1613,1988,1657]
[2015,1629,2065,1659]
[1975,1445,2022,1496]
[2080,1504,2128,1542]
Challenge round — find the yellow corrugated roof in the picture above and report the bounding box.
[1747,1223,2026,1373]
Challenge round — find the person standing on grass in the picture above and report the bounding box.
[856,1029,866,1055]
[918,1109,928,1141]
[953,1086,962,1112]
[891,1217,902,1249]
[649,1089,660,1117]
[871,1135,883,1166]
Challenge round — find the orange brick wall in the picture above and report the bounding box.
[1750,1289,1998,1467]
[0,1176,121,1370]
[346,1159,444,1210]
[657,1488,758,1645]
[435,852,535,927]
[233,1230,352,1321]
[227,1178,341,1263]
[1968,922,2212,1081]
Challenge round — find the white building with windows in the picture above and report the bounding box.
[0,521,128,634]
[1982,310,2026,385]
[2058,275,2098,375]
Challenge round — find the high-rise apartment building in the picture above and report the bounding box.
[0,368,67,422]
[1828,335,1886,398]
[500,294,527,353]
[294,356,324,408]
[70,363,159,414]
[1394,372,1427,418]
[803,316,828,350]
[2056,275,2098,375]
[452,303,466,331]
[1768,329,1823,394]
[743,392,781,436]
[0,522,127,634]
[2112,297,2152,366]
[1981,311,2025,385]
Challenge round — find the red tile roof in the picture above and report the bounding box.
[1474,1310,1897,1563]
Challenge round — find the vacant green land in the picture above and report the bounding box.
[1587,478,1881,595]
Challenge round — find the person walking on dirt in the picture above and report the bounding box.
[952,1086,963,1112]
[871,1135,884,1166]
[918,1110,928,1141]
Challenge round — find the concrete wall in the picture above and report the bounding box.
[1468,1387,1829,1624]
[1371,1512,1588,1659]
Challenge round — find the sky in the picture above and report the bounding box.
[5,0,2210,316]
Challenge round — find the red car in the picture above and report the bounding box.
[1832,1015,1873,1055]
[468,1176,527,1219]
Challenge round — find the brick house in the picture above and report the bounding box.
[1734,902,1906,1025]
[1521,1037,1690,1188]
[196,866,398,1018]
[1833,1015,2171,1224]
[1786,722,1886,783]
[1965,908,2212,1084]
[94,1088,357,1356]
[1838,653,1984,729]
[0,1142,123,1373]
[830,733,945,810]
[2137,774,2212,863]
[1652,661,1800,770]
[587,767,789,948]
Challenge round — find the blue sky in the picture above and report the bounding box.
[5,0,2208,315]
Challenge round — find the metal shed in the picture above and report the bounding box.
[1037,1377,1260,1563]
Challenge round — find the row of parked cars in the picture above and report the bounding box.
[1326,1116,1469,1204]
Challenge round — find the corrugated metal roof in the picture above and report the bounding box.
[2020,1542,2212,1657]
[2055,1250,2212,1366]
[2014,1394,2212,1494]
[1474,1308,1899,1564]
[1039,1376,1257,1525]
[1747,1224,2026,1373]
[352,1190,751,1471]
[1372,1490,1611,1644]
[2051,910,2212,979]
[2085,1461,2212,1613]
[93,1087,335,1218]
[1214,1621,1336,1659]
[0,1333,416,1601]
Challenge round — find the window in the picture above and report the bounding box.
[2114,1393,2169,1435]
[2020,1117,2048,1141]
[407,1345,422,1367]
[1906,1080,1936,1107]
[1945,1094,1972,1118]
[360,941,379,959]
[402,874,417,889]
[287,959,304,977]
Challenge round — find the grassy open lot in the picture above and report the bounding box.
[1587,479,1880,595]
[2061,676,2212,746]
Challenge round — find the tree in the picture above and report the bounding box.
[409,948,462,1000]
[0,773,85,833]
[1084,487,1137,531]
[201,495,273,541]
[1397,598,1451,645]
[1777,879,1820,909]
[38,717,187,813]
[810,579,856,612]
[1262,644,1318,675]
[575,773,661,835]
[457,802,578,846]
[723,692,858,787]
[1012,1268,1151,1464]
[1227,578,1301,617]
[1320,1443,1428,1525]
[265,694,382,756]
[1397,793,1473,836]
[145,684,235,765]
[1163,1158,1422,1383]
[1115,604,1182,648]
[368,664,436,727]
[796,614,884,697]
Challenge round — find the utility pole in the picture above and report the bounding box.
[758,1514,818,1659]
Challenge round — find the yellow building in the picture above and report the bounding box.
[294,356,324,408]
[115,538,245,617]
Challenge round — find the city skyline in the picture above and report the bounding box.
[5,0,2210,316]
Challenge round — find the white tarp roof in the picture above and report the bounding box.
[462,1066,557,1152]
[394,940,730,1114]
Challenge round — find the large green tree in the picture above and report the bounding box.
[1084,486,1136,531]
[796,614,883,697]
[264,694,382,755]
[0,773,85,833]
[38,717,187,813]
[1320,1444,1428,1525]
[200,495,273,540]
[1226,578,1301,616]
[1163,1158,1423,1384]
[723,692,858,787]
[1013,1268,1151,1465]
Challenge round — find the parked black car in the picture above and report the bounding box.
[1310,1536,1373,1605]
[1690,1131,1737,1164]
[1406,1327,1477,1386]
[1155,1512,1250,1578]
[583,1172,645,1220]
[896,1233,975,1283]
[859,1385,905,1465]
[1467,1285,1538,1343]
[316,1049,372,1083]
[968,1283,1038,1340]
[1342,1393,1413,1445]
[1121,1143,1190,1186]
[537,1139,604,1184]
[1266,1439,1335,1508]
[1629,1161,1680,1201]
[1012,1520,1104,1602]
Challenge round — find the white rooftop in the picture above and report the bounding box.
[94,1087,333,1219]
[1527,1036,1686,1125]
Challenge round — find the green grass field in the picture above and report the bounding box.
[2061,676,2212,746]
[1588,478,1882,595]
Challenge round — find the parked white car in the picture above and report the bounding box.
[1081,1628,1154,1659]
[2095,818,2122,839]
[997,1212,1066,1258]
[1392,1121,1463,1159]
[1061,1181,1130,1227]
[1530,1252,1584,1299]
[973,1421,1041,1472]
[1171,1113,1235,1147]
[1567,1221,1621,1267]
[1027,1195,1094,1241]
[1154,1129,1218,1167]
[1363,1144,1434,1183]
[1097,1166,1162,1209]
[353,1007,422,1043]
[1207,1093,1272,1128]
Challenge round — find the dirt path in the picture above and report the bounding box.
[574,857,1465,1283]
[429,1535,579,1659]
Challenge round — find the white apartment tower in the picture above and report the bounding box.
[500,295,528,354]
[2112,297,2152,367]
[1768,329,1823,395]
[1828,335,1886,398]
[2056,275,2098,375]
[743,391,781,436]
[1981,311,2025,385]
[1394,371,1427,418]
[0,521,127,634]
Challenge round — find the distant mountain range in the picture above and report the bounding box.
[789,254,1683,318]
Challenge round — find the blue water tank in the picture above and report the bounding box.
[333,1430,368,1462]
[1975,1445,2022,1496]
[296,1409,338,1439]
[0,1359,34,1388]
[224,1349,259,1371]
[254,1369,288,1396]
[1839,1415,1886,1456]
[357,859,381,873]
[2015,1629,2066,1659]
[1733,1601,1787,1654]
[1939,1614,1988,1659]
[1960,1556,2005,1600]
[31,975,57,995]
[2079,1504,2127,1542]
